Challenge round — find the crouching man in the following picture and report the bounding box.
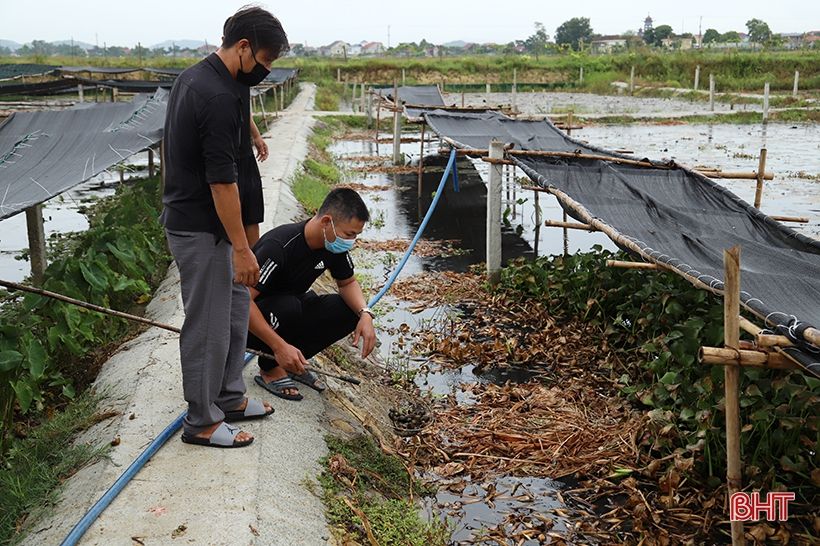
[248,188,376,400]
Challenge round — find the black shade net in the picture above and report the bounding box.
[417,98,820,375]
[0,88,167,220]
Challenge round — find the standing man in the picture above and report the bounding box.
[248,188,377,400]
[161,7,289,448]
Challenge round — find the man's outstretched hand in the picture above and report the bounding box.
[352,314,376,358]
[274,341,307,375]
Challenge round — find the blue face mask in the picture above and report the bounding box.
[324,218,355,254]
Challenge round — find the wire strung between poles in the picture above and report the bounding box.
[0,278,360,385]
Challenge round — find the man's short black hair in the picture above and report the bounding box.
[222,5,289,60]
[318,188,370,223]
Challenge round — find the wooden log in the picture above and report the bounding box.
[769,215,809,223]
[606,259,660,270]
[754,148,768,209]
[545,220,597,232]
[755,334,793,348]
[723,246,745,546]
[699,347,798,370]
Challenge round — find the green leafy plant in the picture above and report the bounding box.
[499,247,818,499]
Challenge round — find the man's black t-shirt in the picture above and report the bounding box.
[253,221,354,296]
[238,85,264,225]
[160,53,243,238]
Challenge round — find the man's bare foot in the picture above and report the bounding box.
[231,397,273,414]
[259,367,300,398]
[195,421,253,443]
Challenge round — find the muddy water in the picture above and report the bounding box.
[0,152,151,284]
[332,136,581,543]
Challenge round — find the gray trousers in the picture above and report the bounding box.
[166,229,250,436]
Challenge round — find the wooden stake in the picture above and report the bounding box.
[402,68,406,86]
[25,204,47,286]
[78,84,84,103]
[793,71,799,98]
[723,246,745,546]
[753,148,768,209]
[709,74,715,112]
[694,65,700,91]
[629,66,635,95]
[562,210,569,255]
[417,123,425,198]
[762,82,770,122]
[486,140,504,285]
[392,80,402,165]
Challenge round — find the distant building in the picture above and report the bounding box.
[780,32,804,49]
[805,31,820,47]
[591,35,627,53]
[323,40,349,57]
[361,41,385,56]
[661,36,694,50]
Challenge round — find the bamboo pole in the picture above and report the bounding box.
[753,148,768,209]
[486,140,504,285]
[606,259,660,270]
[0,279,361,385]
[723,246,745,546]
[700,347,797,370]
[739,316,762,336]
[698,170,774,180]
[793,71,799,98]
[769,215,809,223]
[755,334,793,348]
[762,82,770,123]
[545,220,597,231]
[629,66,635,95]
[694,65,700,91]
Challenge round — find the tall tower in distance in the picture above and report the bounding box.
[643,14,654,35]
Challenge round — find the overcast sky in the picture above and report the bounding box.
[3,0,818,47]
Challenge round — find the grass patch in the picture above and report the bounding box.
[304,158,341,184]
[315,81,344,111]
[318,435,448,546]
[0,391,108,544]
[292,171,331,214]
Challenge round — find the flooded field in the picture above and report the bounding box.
[447,90,765,117]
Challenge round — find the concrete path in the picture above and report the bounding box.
[23,83,334,546]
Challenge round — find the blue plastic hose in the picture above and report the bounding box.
[59,354,254,546]
[61,148,460,545]
[368,147,459,307]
